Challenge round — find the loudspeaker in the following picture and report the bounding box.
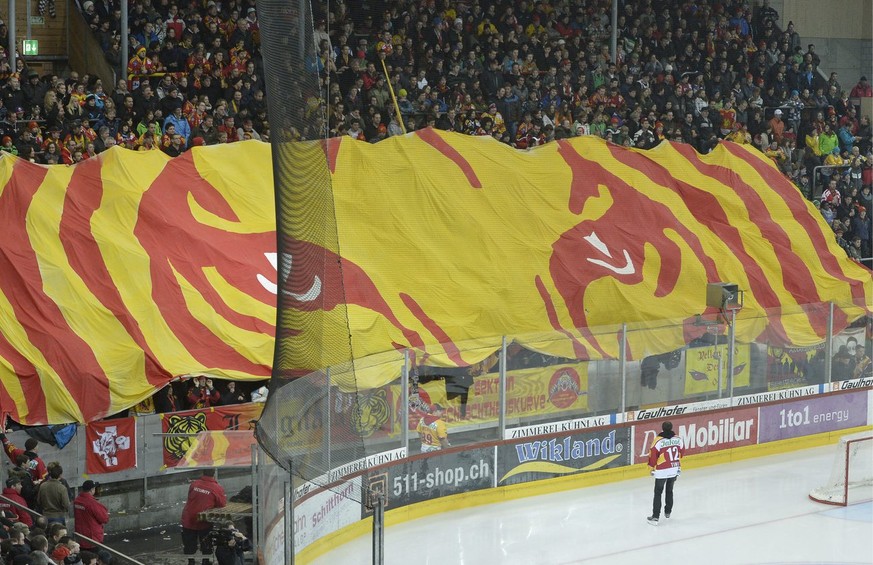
[706,282,741,309]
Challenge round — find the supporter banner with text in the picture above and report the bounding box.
[765,343,825,391]
[160,403,263,468]
[85,417,137,474]
[631,407,759,464]
[471,364,589,421]
[401,364,590,428]
[364,448,495,511]
[498,428,632,486]
[684,344,751,395]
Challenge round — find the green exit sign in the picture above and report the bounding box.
[22,39,38,56]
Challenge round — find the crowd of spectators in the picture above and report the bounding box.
[0,429,113,564]
[0,518,99,563]
[0,0,869,262]
[126,376,265,416]
[0,483,111,564]
[0,512,115,565]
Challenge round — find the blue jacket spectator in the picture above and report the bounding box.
[164,108,192,145]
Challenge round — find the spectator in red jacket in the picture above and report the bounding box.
[74,480,109,550]
[0,432,47,483]
[186,375,221,409]
[849,76,872,98]
[0,477,33,526]
[181,469,227,565]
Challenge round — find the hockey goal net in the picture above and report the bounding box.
[808,431,873,506]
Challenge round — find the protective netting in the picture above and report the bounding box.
[255,0,367,493]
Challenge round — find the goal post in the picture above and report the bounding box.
[809,430,873,506]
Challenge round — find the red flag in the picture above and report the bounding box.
[85,417,137,474]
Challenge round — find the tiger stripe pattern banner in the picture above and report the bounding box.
[160,403,262,468]
[177,430,257,468]
[0,133,869,424]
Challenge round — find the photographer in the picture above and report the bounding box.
[212,522,251,565]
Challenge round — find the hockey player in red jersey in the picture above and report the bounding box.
[646,421,684,525]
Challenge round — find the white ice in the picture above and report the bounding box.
[310,445,873,565]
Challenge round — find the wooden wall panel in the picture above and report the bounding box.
[783,0,870,40]
[3,0,69,56]
[67,0,115,86]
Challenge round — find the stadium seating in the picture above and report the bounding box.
[0,0,870,262]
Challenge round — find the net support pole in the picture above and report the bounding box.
[401,349,410,451]
[842,438,850,505]
[825,302,834,384]
[286,461,294,565]
[372,492,385,565]
[251,442,259,555]
[381,58,407,135]
[120,0,128,85]
[727,309,737,399]
[610,0,618,64]
[716,324,723,399]
[7,0,15,71]
[325,367,332,471]
[498,335,507,437]
[297,0,306,60]
[619,323,627,415]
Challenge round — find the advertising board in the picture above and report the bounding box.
[498,428,631,486]
[828,376,873,392]
[364,448,495,511]
[263,516,285,565]
[293,476,363,552]
[632,407,759,463]
[504,414,614,440]
[758,391,869,442]
[626,397,731,421]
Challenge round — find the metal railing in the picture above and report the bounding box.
[0,493,145,565]
[0,405,262,492]
[811,164,851,200]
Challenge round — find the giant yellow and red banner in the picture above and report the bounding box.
[0,132,870,423]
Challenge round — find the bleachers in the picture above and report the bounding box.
[0,0,870,252]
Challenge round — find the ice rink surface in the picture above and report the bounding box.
[311,444,873,565]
